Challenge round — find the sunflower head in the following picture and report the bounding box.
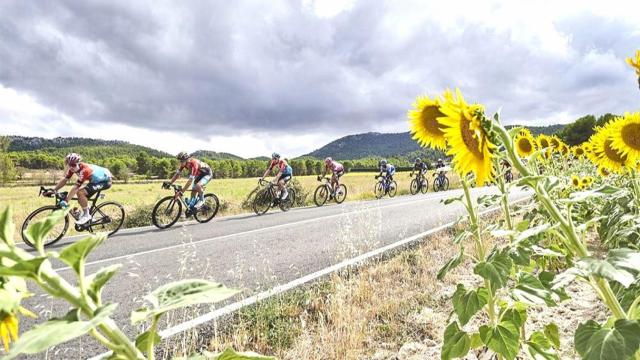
[587,122,629,173]
[627,50,640,76]
[571,175,580,187]
[0,312,18,352]
[408,95,448,150]
[598,166,611,177]
[438,88,495,186]
[572,145,586,158]
[580,176,593,189]
[608,112,640,166]
[514,128,536,158]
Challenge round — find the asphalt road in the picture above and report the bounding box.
[18,186,530,359]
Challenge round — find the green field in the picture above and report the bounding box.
[0,171,460,240]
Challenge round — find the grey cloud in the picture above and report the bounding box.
[0,0,638,141]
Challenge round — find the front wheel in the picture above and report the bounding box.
[420,178,429,194]
[374,181,385,199]
[152,196,182,229]
[89,201,125,236]
[442,177,450,191]
[279,188,296,212]
[410,179,419,195]
[388,181,398,197]
[253,188,273,215]
[195,194,220,223]
[21,206,70,248]
[334,184,347,204]
[313,185,329,207]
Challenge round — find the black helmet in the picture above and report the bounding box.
[176,152,189,161]
[272,152,280,159]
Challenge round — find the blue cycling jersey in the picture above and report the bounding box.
[381,164,395,175]
[282,165,293,176]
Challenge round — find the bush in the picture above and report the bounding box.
[124,204,154,228]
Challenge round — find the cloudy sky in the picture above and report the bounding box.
[0,0,638,158]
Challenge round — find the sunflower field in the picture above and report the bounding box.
[408,51,640,359]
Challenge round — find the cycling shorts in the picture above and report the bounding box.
[85,180,112,198]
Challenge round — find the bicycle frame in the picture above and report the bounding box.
[40,186,104,213]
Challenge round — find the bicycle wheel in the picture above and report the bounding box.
[433,178,441,192]
[195,193,220,223]
[420,178,429,194]
[279,188,296,212]
[410,179,419,195]
[374,181,385,199]
[21,206,69,248]
[152,196,182,229]
[313,185,329,207]
[90,201,125,236]
[388,181,398,197]
[442,177,450,191]
[253,188,272,215]
[335,184,347,204]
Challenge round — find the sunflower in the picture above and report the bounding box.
[608,112,640,166]
[627,50,640,76]
[537,134,551,150]
[598,166,611,177]
[572,145,586,158]
[549,136,564,152]
[408,95,448,150]
[514,129,536,157]
[587,124,628,173]
[580,176,593,189]
[438,88,495,186]
[571,175,580,188]
[0,313,18,352]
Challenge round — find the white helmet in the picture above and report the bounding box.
[64,153,82,166]
[324,157,332,164]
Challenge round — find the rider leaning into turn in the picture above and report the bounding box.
[261,152,293,200]
[45,153,113,225]
[377,159,396,186]
[318,157,344,196]
[165,152,212,209]
[411,158,428,180]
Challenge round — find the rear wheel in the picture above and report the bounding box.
[410,179,419,195]
[21,206,69,248]
[279,188,296,212]
[420,178,429,194]
[195,194,220,223]
[89,202,125,236]
[388,181,398,197]
[374,181,385,199]
[152,196,182,229]
[252,188,272,215]
[433,177,441,192]
[313,185,329,207]
[335,184,347,204]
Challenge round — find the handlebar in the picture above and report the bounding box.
[162,182,184,193]
[317,176,330,182]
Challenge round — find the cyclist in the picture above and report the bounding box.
[165,152,212,209]
[501,159,512,182]
[44,153,113,225]
[261,152,293,200]
[411,158,428,183]
[318,157,344,197]
[377,159,395,190]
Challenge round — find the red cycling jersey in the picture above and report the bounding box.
[268,159,288,172]
[178,158,211,177]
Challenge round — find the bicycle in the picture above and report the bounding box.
[21,186,125,248]
[252,179,296,215]
[151,183,220,229]
[313,177,347,206]
[433,171,450,192]
[409,172,429,195]
[504,169,513,183]
[374,175,397,199]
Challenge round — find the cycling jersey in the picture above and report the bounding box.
[269,159,292,175]
[381,164,395,175]
[436,162,445,169]
[326,160,344,173]
[178,158,211,179]
[65,163,112,185]
[413,162,427,172]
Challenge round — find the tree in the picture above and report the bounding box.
[0,136,17,185]
[596,113,618,127]
[109,159,129,181]
[558,115,595,145]
[136,152,151,176]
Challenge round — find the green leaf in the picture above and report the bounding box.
[575,319,640,360]
[58,233,107,274]
[443,195,464,205]
[23,209,68,253]
[211,347,276,360]
[87,264,123,303]
[132,279,240,324]
[544,323,560,349]
[5,304,116,359]
[479,320,520,360]
[469,333,483,349]
[551,267,587,290]
[515,223,554,243]
[508,245,532,266]
[452,284,489,325]
[0,207,15,246]
[501,307,527,328]
[525,331,559,360]
[474,250,512,293]
[453,230,472,245]
[607,248,640,275]
[135,330,161,355]
[513,272,557,306]
[0,257,48,279]
[515,220,530,232]
[566,185,622,203]
[441,322,471,360]
[578,257,636,288]
[437,247,464,280]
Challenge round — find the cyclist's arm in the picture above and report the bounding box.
[182,177,194,192]
[320,165,328,178]
[53,177,68,192]
[65,180,86,202]
[261,165,273,179]
[168,171,181,184]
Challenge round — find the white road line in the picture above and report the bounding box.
[57,188,477,271]
[88,195,530,360]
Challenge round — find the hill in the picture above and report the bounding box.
[506,124,565,136]
[191,150,244,160]
[6,136,171,158]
